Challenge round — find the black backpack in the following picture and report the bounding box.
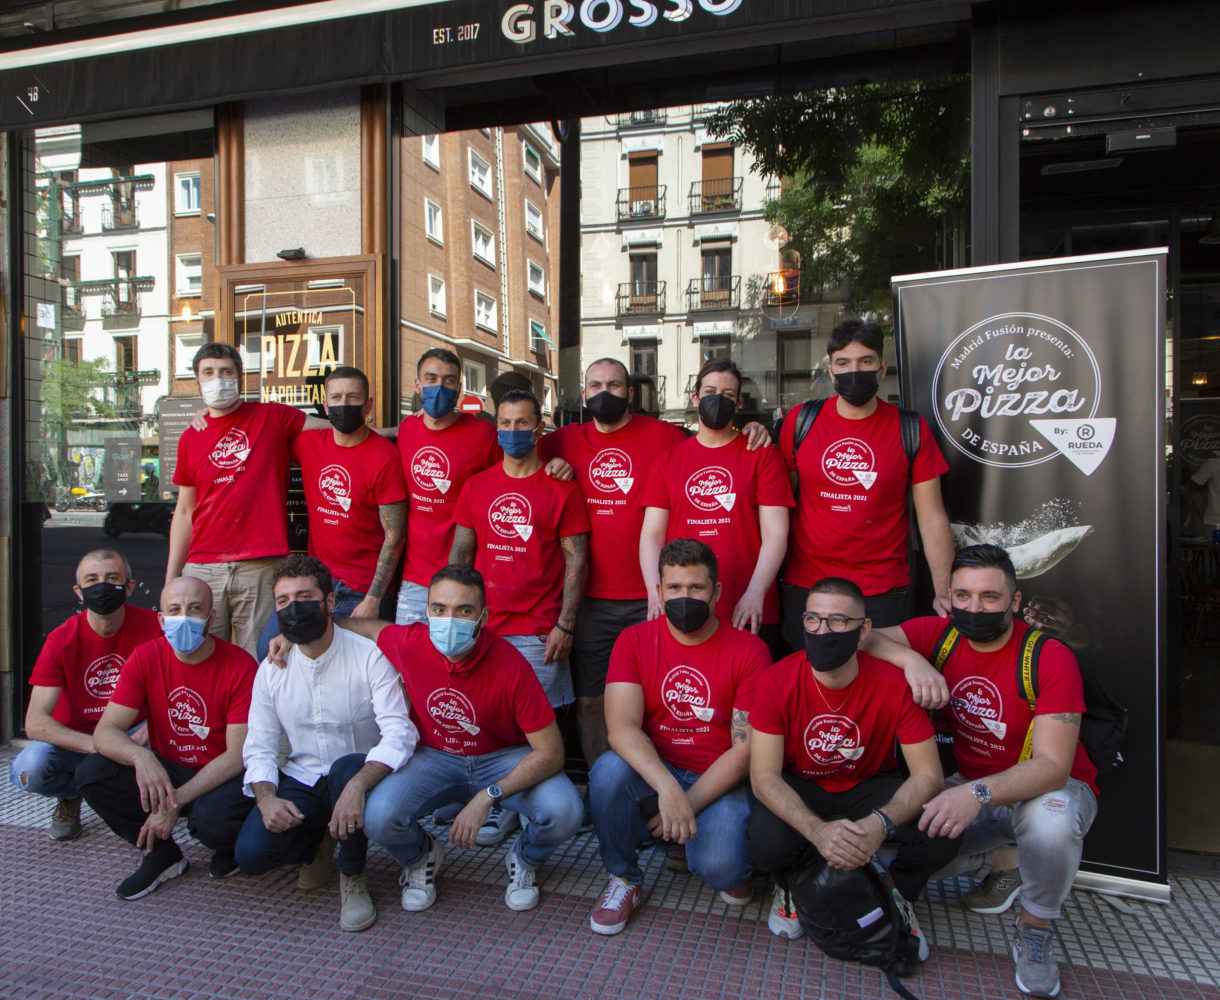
[788,855,923,1000]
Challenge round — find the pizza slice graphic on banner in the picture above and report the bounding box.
[715,492,737,511]
[1029,418,1117,476]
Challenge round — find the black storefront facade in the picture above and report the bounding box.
[2,0,1218,888]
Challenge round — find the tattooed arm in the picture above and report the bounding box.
[543,533,588,665]
[349,500,407,619]
[449,525,477,566]
[684,707,751,814]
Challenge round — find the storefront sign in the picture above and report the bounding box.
[102,435,141,502]
[894,249,1167,897]
[157,396,203,498]
[1179,398,1220,472]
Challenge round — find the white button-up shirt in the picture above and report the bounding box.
[242,625,417,794]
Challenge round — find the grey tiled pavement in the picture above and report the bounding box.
[3,742,1219,1000]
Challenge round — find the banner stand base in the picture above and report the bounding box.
[1074,871,1171,904]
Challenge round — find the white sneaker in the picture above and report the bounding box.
[767,883,803,939]
[399,833,444,911]
[476,804,520,847]
[504,846,540,911]
[892,888,930,962]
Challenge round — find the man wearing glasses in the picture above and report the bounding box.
[749,576,956,952]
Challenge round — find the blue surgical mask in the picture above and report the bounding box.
[498,428,535,459]
[428,614,482,659]
[163,614,208,654]
[421,383,458,419]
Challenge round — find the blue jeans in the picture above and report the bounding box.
[255,580,395,662]
[9,741,88,798]
[395,581,428,625]
[588,750,752,890]
[363,745,581,869]
[234,752,370,877]
[504,634,574,708]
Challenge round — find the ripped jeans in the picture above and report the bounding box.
[935,773,1098,920]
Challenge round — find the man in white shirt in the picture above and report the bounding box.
[234,554,417,933]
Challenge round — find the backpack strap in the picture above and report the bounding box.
[1016,629,1047,764]
[897,406,921,475]
[932,624,961,673]
[791,397,826,464]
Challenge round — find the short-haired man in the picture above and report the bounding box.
[9,549,161,841]
[349,565,582,913]
[749,577,957,953]
[76,575,257,900]
[875,544,1099,998]
[778,317,954,644]
[537,358,686,768]
[168,342,328,654]
[641,358,793,657]
[588,539,770,935]
[235,555,417,933]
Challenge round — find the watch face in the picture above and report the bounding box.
[973,782,991,803]
[487,784,503,799]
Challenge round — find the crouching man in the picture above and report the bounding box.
[235,555,417,932]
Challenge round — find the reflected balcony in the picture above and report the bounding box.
[616,280,666,316]
[102,203,139,231]
[688,177,742,214]
[686,275,740,311]
[612,109,666,128]
[616,185,666,221]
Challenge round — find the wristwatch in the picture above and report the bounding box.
[871,808,897,838]
[971,781,993,805]
[486,784,503,803]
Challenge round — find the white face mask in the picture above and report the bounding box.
[200,377,239,409]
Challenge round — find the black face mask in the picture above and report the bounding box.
[277,600,330,645]
[328,404,366,435]
[833,370,880,407]
[81,581,127,616]
[698,393,736,431]
[585,390,630,425]
[804,626,861,672]
[950,606,1011,643]
[664,596,711,634]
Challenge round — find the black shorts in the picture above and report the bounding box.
[570,596,648,698]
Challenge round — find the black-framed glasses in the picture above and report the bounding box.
[801,612,866,633]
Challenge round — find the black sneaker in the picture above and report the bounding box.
[209,851,239,879]
[116,848,189,900]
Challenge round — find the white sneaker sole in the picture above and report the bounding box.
[966,880,1023,914]
[1012,943,1062,997]
[767,917,804,939]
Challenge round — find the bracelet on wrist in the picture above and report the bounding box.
[555,622,575,636]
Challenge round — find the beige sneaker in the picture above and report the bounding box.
[50,796,82,842]
[339,873,377,932]
[297,831,337,890]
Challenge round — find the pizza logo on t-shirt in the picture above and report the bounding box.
[821,438,877,489]
[411,446,452,495]
[425,688,481,736]
[804,714,866,766]
[167,685,210,740]
[950,676,1008,740]
[318,464,353,512]
[489,492,534,541]
[684,466,736,512]
[82,654,125,700]
[589,448,634,495]
[209,429,251,470]
[661,665,715,723]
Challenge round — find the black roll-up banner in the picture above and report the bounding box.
[893,250,1167,896]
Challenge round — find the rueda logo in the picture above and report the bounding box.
[489,492,534,541]
[932,312,1103,469]
[167,685,210,739]
[661,665,714,723]
[318,464,352,512]
[411,446,452,494]
[589,448,634,495]
[949,676,1007,740]
[803,715,865,767]
[685,466,735,512]
[209,429,250,469]
[425,688,480,736]
[822,438,877,489]
[83,654,124,700]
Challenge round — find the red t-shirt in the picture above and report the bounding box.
[28,607,161,733]
[606,616,770,773]
[291,428,408,594]
[452,464,591,636]
[900,617,1098,795]
[110,636,256,768]
[173,401,306,562]
[779,399,948,594]
[540,416,686,600]
[751,650,933,792]
[641,434,793,624]
[397,413,500,587]
[375,623,554,756]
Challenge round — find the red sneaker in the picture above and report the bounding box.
[590,876,643,935]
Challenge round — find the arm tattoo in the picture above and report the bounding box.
[366,502,406,599]
[558,534,588,629]
[449,526,477,566]
[731,709,750,745]
[1046,712,1082,725]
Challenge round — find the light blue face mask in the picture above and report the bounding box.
[428,614,483,659]
[421,383,458,419]
[163,614,208,654]
[498,428,535,459]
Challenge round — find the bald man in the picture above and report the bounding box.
[76,576,259,900]
[10,548,160,842]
